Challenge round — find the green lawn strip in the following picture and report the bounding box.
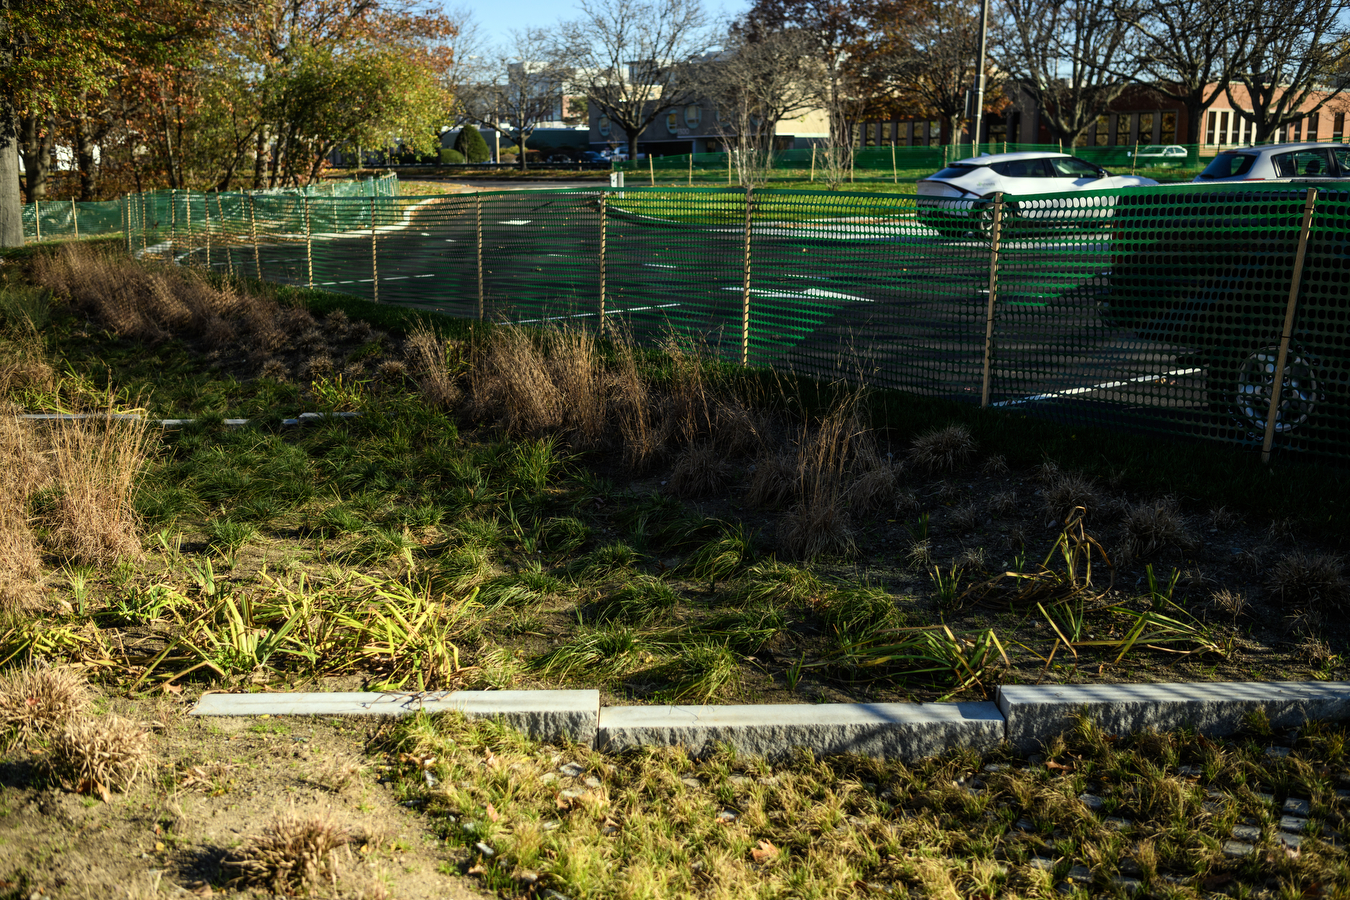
[379,710,1350,900]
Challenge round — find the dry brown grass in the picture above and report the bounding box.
[1266,551,1349,613]
[469,325,564,435]
[223,809,352,895]
[403,326,459,409]
[746,451,796,508]
[42,413,150,565]
[548,325,606,449]
[49,713,155,799]
[1042,471,1101,523]
[668,441,732,499]
[907,424,976,473]
[30,244,310,351]
[0,666,90,747]
[0,404,45,609]
[779,397,862,560]
[1120,496,1195,560]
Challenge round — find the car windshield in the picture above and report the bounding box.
[929,164,985,179]
[1199,151,1256,179]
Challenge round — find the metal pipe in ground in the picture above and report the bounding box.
[1261,187,1319,463]
[980,193,1004,408]
[741,186,754,366]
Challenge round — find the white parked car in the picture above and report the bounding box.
[916,151,1160,237]
[1192,142,1350,182]
[1127,144,1189,161]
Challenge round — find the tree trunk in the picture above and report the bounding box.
[74,98,99,201]
[252,129,267,189]
[19,110,54,202]
[0,89,24,247]
[517,132,528,171]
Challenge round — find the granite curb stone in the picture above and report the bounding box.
[594,701,1005,759]
[996,681,1350,751]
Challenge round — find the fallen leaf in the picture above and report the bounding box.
[751,840,779,862]
[486,802,501,823]
[161,683,183,696]
[467,864,487,876]
[1045,760,1073,772]
[484,751,500,770]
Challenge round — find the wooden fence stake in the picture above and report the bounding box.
[649,154,655,186]
[741,186,754,366]
[476,194,484,320]
[218,194,233,278]
[34,199,40,242]
[304,195,313,289]
[891,141,897,183]
[810,146,816,182]
[370,196,379,303]
[71,198,78,240]
[688,153,692,186]
[979,193,1004,408]
[1262,187,1319,463]
[203,194,212,270]
[184,191,193,263]
[248,193,261,278]
[599,193,607,326]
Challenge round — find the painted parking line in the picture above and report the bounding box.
[722,286,873,303]
[517,302,681,325]
[992,367,1203,408]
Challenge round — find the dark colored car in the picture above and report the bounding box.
[1101,182,1350,452]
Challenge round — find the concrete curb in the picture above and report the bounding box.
[188,680,1350,759]
[997,681,1350,752]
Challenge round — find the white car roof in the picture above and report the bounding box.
[1216,142,1339,155]
[948,151,1073,165]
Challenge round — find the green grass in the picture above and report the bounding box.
[382,709,1350,900]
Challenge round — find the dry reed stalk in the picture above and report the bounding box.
[607,332,664,471]
[404,326,459,409]
[668,441,732,498]
[547,325,606,448]
[662,335,713,445]
[779,394,862,559]
[469,325,564,435]
[43,412,149,565]
[746,451,796,508]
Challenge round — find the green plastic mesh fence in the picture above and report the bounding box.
[20,173,398,244]
[613,143,1204,186]
[114,177,1350,463]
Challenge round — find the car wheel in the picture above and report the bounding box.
[1209,343,1321,438]
[974,198,1016,242]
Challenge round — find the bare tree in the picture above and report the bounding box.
[996,0,1140,146]
[741,0,870,182]
[859,0,1002,149]
[1113,0,1253,144]
[1227,0,1350,143]
[697,25,816,185]
[458,29,570,171]
[557,0,711,161]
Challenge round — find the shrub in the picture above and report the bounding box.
[454,125,490,164]
[49,713,155,799]
[439,147,466,165]
[223,810,351,894]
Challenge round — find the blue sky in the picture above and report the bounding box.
[464,0,750,48]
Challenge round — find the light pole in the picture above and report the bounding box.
[971,0,992,153]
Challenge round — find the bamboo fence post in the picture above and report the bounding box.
[688,153,692,186]
[248,192,261,278]
[370,195,379,303]
[810,146,816,182]
[741,186,754,366]
[979,193,1005,408]
[1132,140,1139,175]
[140,193,147,252]
[203,193,212,270]
[598,193,607,326]
[476,194,484,320]
[728,151,732,185]
[1262,187,1319,463]
[170,190,177,256]
[218,194,233,278]
[121,196,128,253]
[891,141,897,183]
[34,199,40,242]
[304,195,313,289]
[71,198,78,240]
[649,154,655,186]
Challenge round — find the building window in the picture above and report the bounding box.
[684,105,701,129]
[666,111,679,134]
[1139,112,1154,144]
[1293,118,1303,141]
[1094,115,1109,146]
[1161,111,1176,144]
[1334,112,1345,142]
[598,116,611,138]
[1308,112,1320,142]
[929,120,940,146]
